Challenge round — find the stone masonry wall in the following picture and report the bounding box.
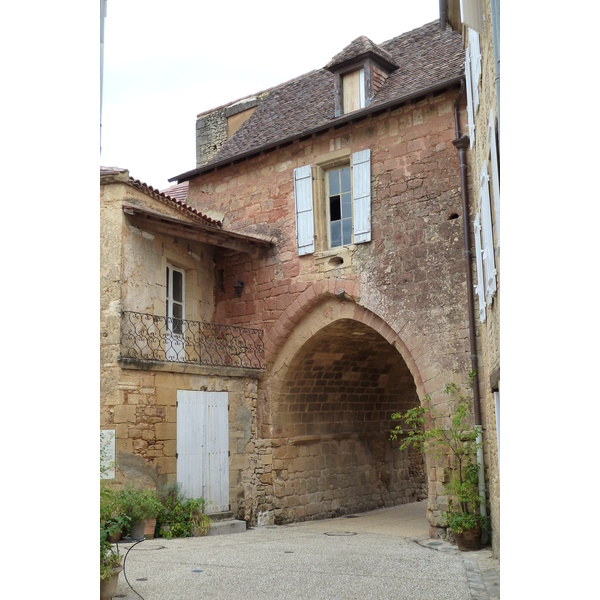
[101,365,265,520]
[186,87,474,528]
[468,0,501,557]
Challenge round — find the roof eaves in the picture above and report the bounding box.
[125,175,221,227]
[170,74,464,183]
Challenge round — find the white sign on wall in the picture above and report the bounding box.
[100,429,116,479]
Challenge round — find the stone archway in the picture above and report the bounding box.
[264,299,427,524]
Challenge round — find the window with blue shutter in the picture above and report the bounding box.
[489,109,500,248]
[351,149,371,244]
[480,161,497,304]
[469,28,481,113]
[295,149,371,254]
[473,213,486,323]
[294,165,315,255]
[465,53,475,148]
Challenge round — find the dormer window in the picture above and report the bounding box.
[342,69,366,114]
[325,35,398,118]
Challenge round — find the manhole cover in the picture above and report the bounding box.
[324,531,356,536]
[427,542,443,546]
[192,569,203,573]
[136,578,148,581]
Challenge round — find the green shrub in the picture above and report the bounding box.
[390,377,488,534]
[117,486,162,525]
[156,483,212,538]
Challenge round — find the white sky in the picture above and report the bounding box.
[101,0,441,190]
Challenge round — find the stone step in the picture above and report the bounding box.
[207,519,247,536]
[207,511,234,522]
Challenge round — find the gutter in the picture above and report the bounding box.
[170,75,464,183]
[451,81,488,545]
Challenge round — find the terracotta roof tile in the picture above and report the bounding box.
[101,167,220,227]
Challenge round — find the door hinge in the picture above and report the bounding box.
[176,452,178,459]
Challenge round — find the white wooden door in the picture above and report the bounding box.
[176,391,229,513]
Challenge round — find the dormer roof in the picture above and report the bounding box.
[325,35,397,73]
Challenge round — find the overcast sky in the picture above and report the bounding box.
[100,0,441,191]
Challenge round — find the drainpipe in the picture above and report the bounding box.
[452,82,488,545]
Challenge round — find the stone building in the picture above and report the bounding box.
[100,167,273,518]
[101,19,499,543]
[440,0,500,557]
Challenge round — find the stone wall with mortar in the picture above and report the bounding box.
[100,174,270,520]
[466,0,501,557]
[186,88,478,527]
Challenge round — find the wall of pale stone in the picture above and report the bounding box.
[466,0,501,558]
[101,363,266,520]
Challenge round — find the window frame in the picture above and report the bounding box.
[325,164,353,249]
[166,263,185,336]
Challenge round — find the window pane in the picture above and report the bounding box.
[341,192,351,218]
[173,303,182,320]
[173,270,183,302]
[328,170,340,196]
[341,167,351,193]
[342,217,352,245]
[330,195,341,221]
[330,220,341,247]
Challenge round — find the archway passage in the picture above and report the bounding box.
[271,318,426,523]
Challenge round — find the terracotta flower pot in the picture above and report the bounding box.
[144,517,157,539]
[100,565,122,600]
[454,526,482,551]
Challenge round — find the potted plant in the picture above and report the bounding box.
[101,496,123,599]
[156,483,212,538]
[390,376,488,550]
[118,486,162,540]
[100,531,122,599]
[101,485,131,542]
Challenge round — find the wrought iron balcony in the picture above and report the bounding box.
[120,311,265,370]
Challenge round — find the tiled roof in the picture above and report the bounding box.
[101,167,220,227]
[161,181,189,203]
[173,21,462,182]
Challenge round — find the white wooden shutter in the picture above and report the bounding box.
[489,109,500,248]
[465,53,475,148]
[480,161,497,304]
[469,28,481,112]
[473,213,486,322]
[352,149,371,244]
[294,165,314,255]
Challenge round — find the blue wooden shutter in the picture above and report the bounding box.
[469,28,481,113]
[473,213,486,323]
[352,149,371,244]
[488,109,500,248]
[465,53,475,148]
[480,161,497,304]
[294,165,314,255]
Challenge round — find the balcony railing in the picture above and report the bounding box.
[120,311,265,370]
